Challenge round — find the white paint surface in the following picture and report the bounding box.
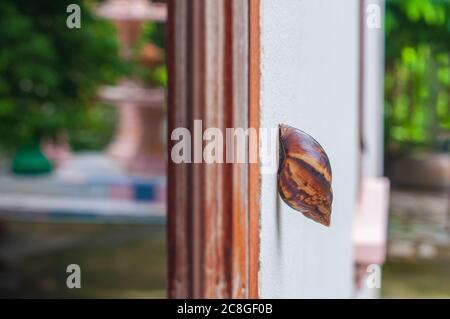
[355,0,386,299]
[363,0,385,178]
[259,0,359,298]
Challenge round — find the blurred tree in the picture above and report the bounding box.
[132,21,167,88]
[385,0,450,152]
[143,22,167,87]
[0,0,126,152]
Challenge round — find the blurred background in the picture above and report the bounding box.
[381,0,449,298]
[0,0,167,298]
[0,0,448,298]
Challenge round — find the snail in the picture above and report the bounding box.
[277,124,333,226]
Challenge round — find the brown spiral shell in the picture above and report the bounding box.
[277,124,333,226]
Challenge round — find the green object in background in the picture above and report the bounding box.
[384,0,450,152]
[11,143,52,175]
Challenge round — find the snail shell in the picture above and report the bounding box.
[277,124,333,226]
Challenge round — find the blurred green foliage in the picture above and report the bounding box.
[385,0,450,152]
[143,21,166,50]
[133,22,167,88]
[0,0,126,152]
[144,22,167,87]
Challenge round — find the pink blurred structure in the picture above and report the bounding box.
[97,0,166,175]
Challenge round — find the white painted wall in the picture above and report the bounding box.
[259,0,359,298]
[363,0,385,178]
[355,0,387,299]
